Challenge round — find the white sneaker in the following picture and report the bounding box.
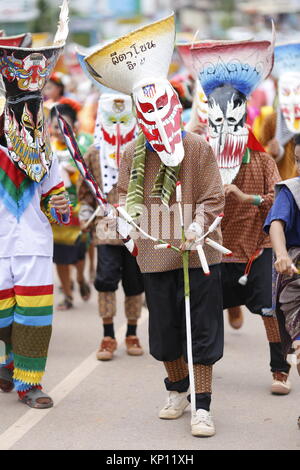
[191,409,216,437]
[159,391,189,419]
[271,372,291,395]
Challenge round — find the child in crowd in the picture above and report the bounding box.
[50,103,92,310]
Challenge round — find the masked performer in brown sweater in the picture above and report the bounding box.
[191,28,291,395]
[84,14,225,437]
[78,93,144,361]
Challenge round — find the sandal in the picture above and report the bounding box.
[57,295,73,311]
[19,388,53,409]
[78,281,91,301]
[0,366,14,393]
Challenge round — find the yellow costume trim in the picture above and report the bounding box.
[0,297,15,310]
[15,294,53,308]
[13,368,44,385]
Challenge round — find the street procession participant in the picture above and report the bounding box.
[0,0,70,408]
[50,101,92,310]
[179,40,253,331]
[85,13,225,437]
[43,72,66,111]
[260,42,300,180]
[191,28,292,394]
[78,93,144,361]
[264,134,300,375]
[177,39,246,330]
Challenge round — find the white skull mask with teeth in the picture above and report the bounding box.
[208,84,248,184]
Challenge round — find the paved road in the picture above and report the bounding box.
[0,271,300,450]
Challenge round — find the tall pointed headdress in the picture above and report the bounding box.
[0,33,32,48]
[177,41,208,134]
[77,49,137,192]
[0,34,33,116]
[191,29,275,183]
[76,49,115,94]
[84,14,185,167]
[0,0,69,183]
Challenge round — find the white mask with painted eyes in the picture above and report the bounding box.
[278,72,300,134]
[133,78,184,167]
[97,94,136,169]
[208,85,249,184]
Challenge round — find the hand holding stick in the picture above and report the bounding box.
[56,109,138,256]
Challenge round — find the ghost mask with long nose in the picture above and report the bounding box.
[133,78,184,167]
[98,93,136,169]
[0,0,69,182]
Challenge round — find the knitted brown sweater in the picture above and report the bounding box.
[118,132,225,273]
[222,150,280,263]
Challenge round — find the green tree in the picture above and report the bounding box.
[30,0,57,33]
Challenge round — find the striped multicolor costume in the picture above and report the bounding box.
[0,146,66,392]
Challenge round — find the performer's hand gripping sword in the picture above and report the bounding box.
[55,110,138,256]
[117,182,232,418]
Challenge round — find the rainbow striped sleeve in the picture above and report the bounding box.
[40,181,69,225]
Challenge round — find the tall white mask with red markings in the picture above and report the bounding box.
[84,14,183,167]
[133,78,184,166]
[98,93,136,169]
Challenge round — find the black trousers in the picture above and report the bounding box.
[222,248,290,374]
[143,265,224,364]
[94,245,144,296]
[222,248,272,315]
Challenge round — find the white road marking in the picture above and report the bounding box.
[0,309,148,450]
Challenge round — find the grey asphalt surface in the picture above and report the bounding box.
[0,268,300,450]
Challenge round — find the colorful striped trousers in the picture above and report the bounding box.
[0,256,53,392]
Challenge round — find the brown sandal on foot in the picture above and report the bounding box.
[19,388,53,409]
[57,295,73,311]
[79,281,91,301]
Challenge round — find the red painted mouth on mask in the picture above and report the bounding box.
[102,127,135,146]
[213,134,248,168]
[137,107,182,154]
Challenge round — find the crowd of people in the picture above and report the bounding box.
[1,1,300,441]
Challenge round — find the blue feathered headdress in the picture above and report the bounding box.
[190,26,275,98]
